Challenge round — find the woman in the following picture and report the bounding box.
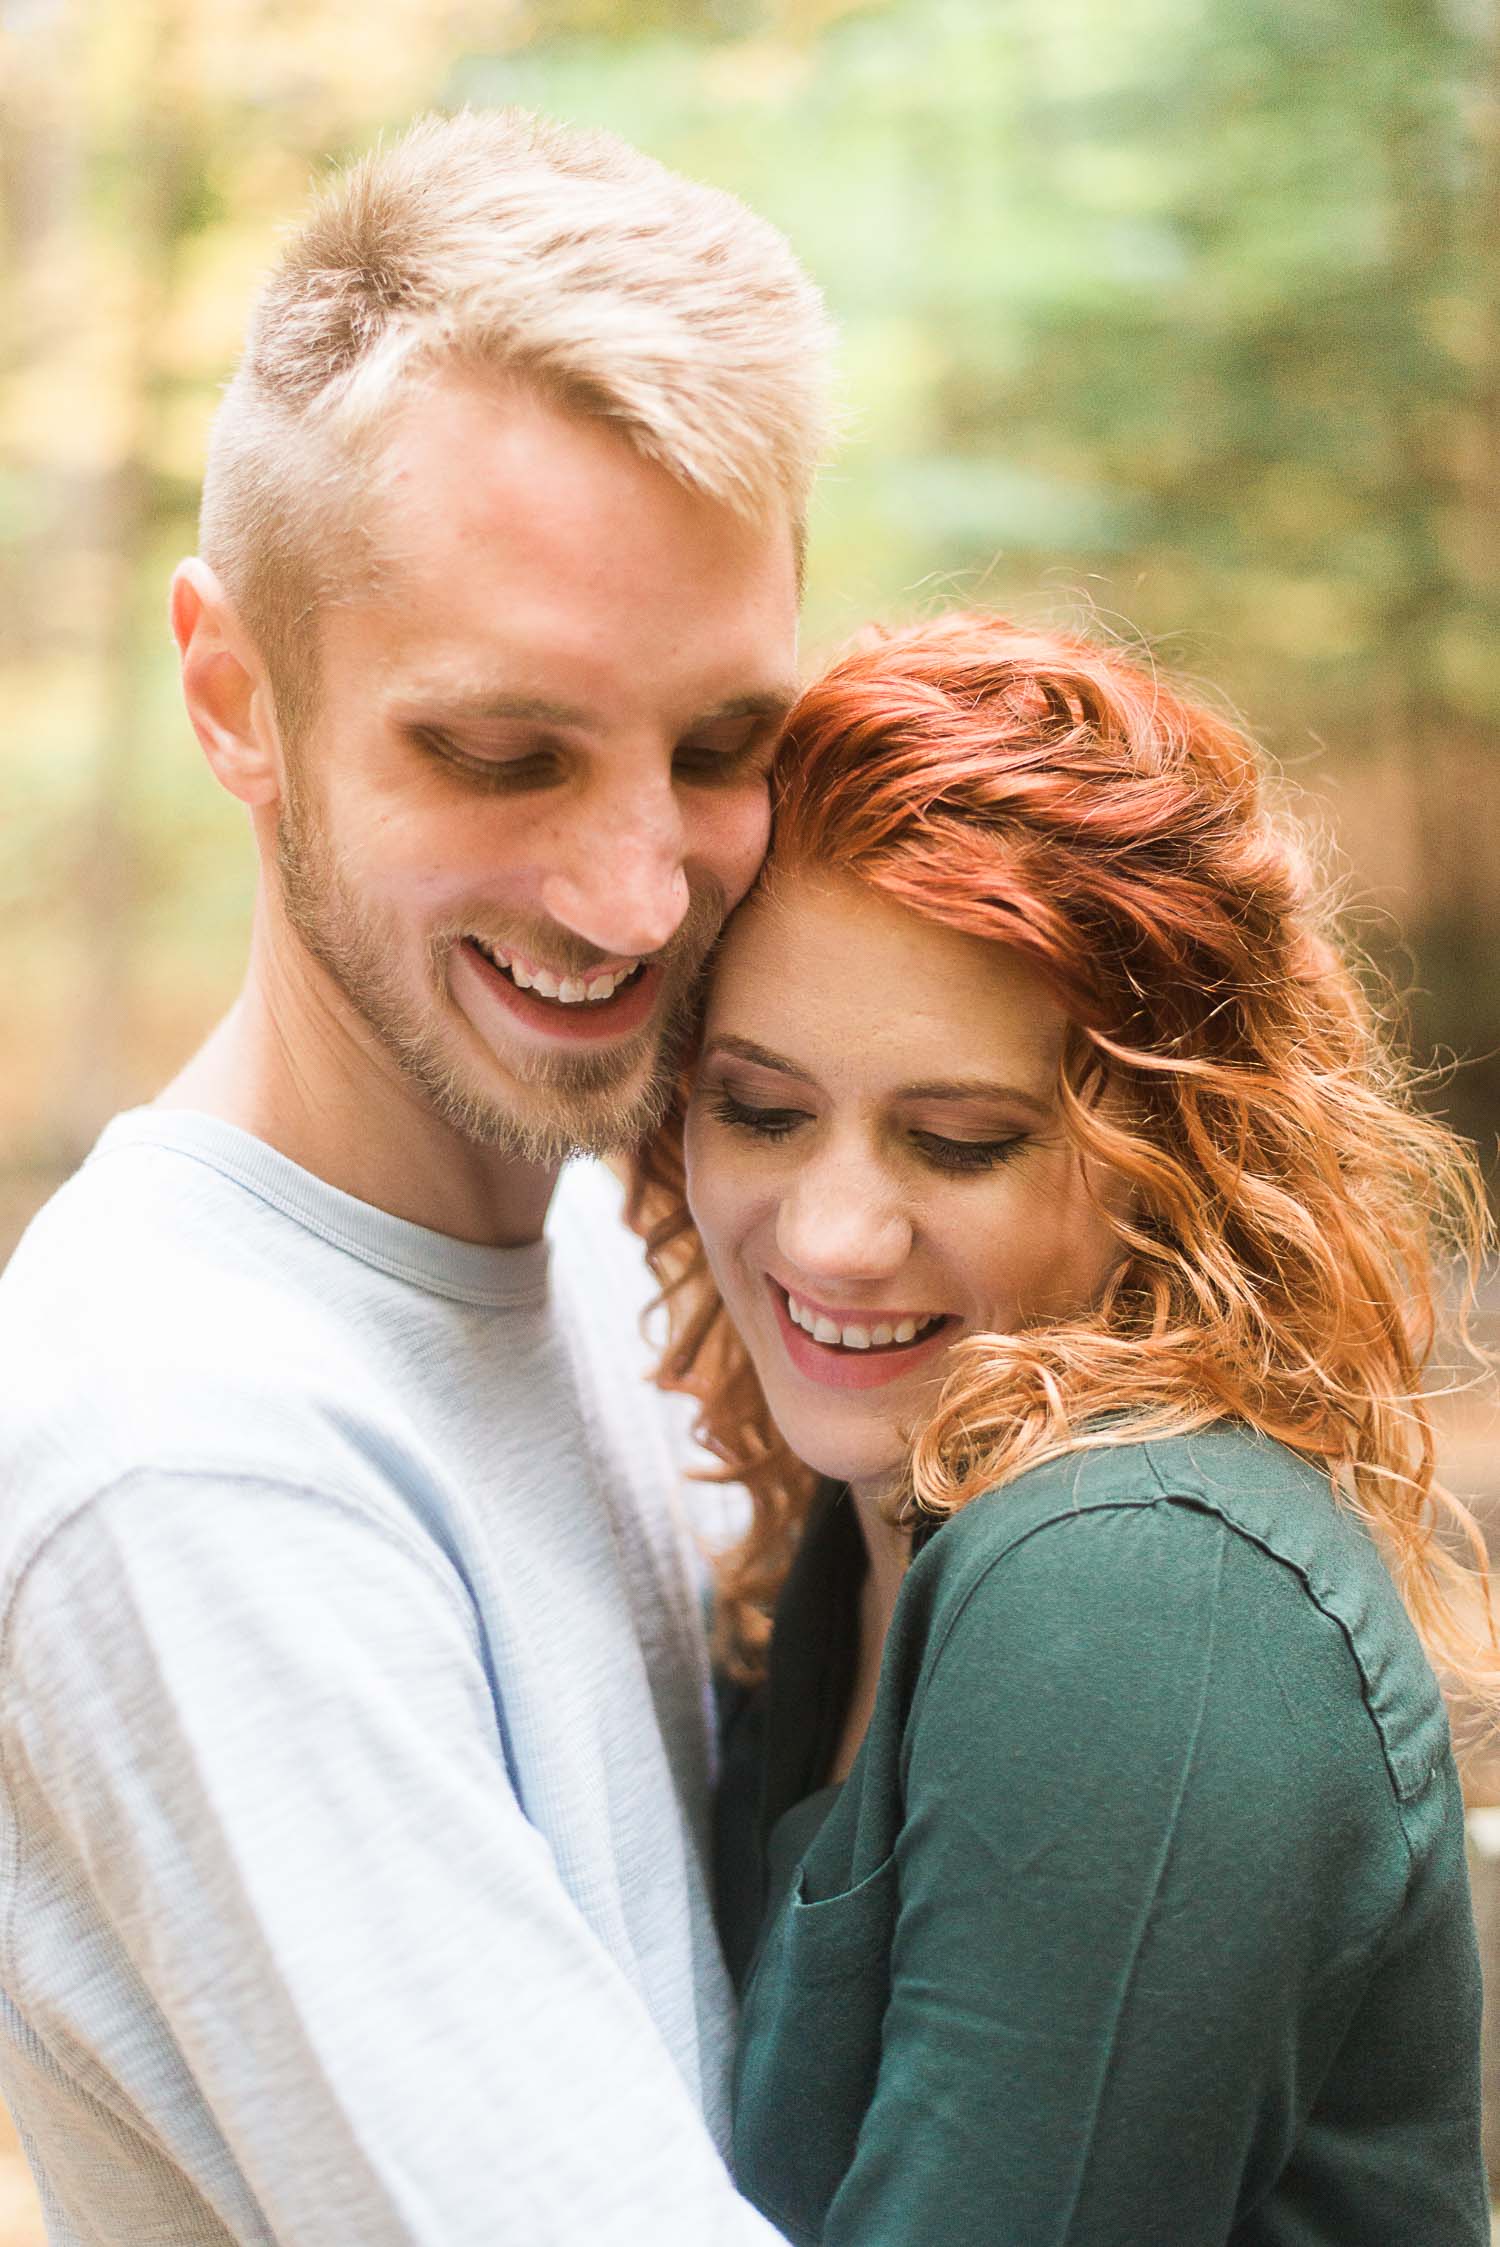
[630,614,1496,2245]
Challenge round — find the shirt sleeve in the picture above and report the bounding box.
[1,1472,786,2247]
[820,1499,1411,2247]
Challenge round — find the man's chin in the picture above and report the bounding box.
[428,1044,673,1165]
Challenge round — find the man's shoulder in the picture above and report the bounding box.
[0,1121,436,1585]
[2,1115,375,1397]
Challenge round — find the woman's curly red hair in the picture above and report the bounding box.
[628,614,1497,1698]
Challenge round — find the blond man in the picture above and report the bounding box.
[0,111,829,2243]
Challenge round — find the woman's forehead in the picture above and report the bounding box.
[705,868,1066,1092]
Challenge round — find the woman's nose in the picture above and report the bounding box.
[776,1151,913,1283]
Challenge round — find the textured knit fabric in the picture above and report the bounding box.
[721,1427,1488,2247]
[0,1109,784,2246]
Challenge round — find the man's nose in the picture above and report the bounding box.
[777,1149,913,1282]
[539,791,690,958]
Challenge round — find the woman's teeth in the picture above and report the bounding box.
[784,1291,944,1351]
[474,941,639,1005]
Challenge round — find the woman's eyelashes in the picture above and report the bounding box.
[706,1089,807,1142]
[909,1129,1027,1175]
[704,1088,1027,1173]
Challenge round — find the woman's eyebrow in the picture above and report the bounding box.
[703,1040,1051,1116]
[702,1035,812,1080]
[900,1077,1052,1116]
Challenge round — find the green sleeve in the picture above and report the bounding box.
[821,1501,1420,2247]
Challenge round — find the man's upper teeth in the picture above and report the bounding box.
[483,945,635,1003]
[785,1293,940,1348]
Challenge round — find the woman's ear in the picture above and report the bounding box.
[169,559,284,809]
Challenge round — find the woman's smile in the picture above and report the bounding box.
[766,1277,959,1390]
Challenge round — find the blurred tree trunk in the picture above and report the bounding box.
[1379,0,1500,1165]
[0,4,80,677]
[59,0,198,1154]
[1381,0,1462,906]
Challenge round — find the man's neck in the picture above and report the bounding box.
[160,938,557,1249]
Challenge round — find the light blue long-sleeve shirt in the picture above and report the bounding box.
[0,1110,783,2245]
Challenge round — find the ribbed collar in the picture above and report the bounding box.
[91,1108,553,1309]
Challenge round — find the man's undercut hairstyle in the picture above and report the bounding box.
[199,107,834,736]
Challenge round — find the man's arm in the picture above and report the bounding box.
[3,1470,784,2246]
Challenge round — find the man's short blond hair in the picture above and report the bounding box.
[199,108,834,734]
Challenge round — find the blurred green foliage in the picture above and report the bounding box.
[2,0,1497,1181]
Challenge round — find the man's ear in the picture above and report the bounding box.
[169,559,285,808]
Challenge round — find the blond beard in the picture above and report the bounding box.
[274,781,722,1165]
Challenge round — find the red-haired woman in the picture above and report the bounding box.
[630,615,1495,2246]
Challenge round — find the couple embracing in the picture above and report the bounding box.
[0,110,1490,2246]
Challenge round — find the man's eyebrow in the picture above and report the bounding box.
[703,1037,1051,1115]
[393,686,798,732]
[689,689,798,727]
[395,690,593,728]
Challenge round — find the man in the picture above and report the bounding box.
[0,110,829,2242]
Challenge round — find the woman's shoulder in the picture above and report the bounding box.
[913,1421,1377,1600]
[902,1422,1450,1804]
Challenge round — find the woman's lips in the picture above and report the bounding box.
[766,1278,956,1392]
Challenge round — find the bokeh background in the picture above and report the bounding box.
[2,0,1499,2236]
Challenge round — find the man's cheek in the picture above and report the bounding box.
[706,790,773,913]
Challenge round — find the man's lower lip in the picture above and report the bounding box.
[766,1280,954,1391]
[454,939,662,1043]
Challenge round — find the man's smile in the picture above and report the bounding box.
[454,936,664,1046]
[469,937,647,1007]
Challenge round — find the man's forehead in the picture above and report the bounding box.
[366,371,709,532]
[313,601,800,731]
[358,371,797,584]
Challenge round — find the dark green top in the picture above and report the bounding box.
[717,1425,1487,2246]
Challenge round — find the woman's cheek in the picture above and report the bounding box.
[682,1108,716,1228]
[999,1157,1120,1320]
[686,1127,761,1282]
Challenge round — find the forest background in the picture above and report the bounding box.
[1,0,1499,2235]
[3,0,1499,1243]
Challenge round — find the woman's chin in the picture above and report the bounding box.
[769,1405,906,1494]
[751,1339,946,1495]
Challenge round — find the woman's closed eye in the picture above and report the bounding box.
[909,1130,1027,1175]
[706,1090,1027,1174]
[707,1090,810,1141]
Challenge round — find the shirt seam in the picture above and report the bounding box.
[920,1455,1437,1811]
[1133,1434,1441,1804]
[0,1986,278,2241]
[0,1465,481,1684]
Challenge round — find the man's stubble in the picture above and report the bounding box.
[274,769,722,1169]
